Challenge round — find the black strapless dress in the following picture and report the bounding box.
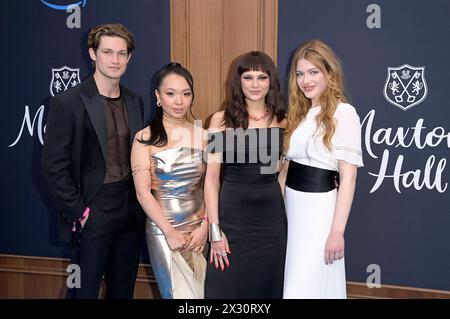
[205,127,287,298]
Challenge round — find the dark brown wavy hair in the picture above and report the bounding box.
[223,51,285,129]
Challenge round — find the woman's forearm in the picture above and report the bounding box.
[136,190,174,236]
[330,174,356,235]
[204,178,220,224]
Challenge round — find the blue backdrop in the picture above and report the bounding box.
[1,0,170,258]
[278,0,450,291]
[2,0,449,293]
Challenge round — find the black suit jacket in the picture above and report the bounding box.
[42,76,144,242]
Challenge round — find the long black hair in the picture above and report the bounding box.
[223,51,285,129]
[139,62,194,146]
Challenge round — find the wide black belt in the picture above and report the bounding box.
[285,160,338,192]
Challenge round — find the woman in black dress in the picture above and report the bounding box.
[204,51,287,298]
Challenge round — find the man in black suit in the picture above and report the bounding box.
[42,23,146,299]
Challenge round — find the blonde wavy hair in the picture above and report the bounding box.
[284,39,347,153]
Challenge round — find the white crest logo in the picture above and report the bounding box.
[383,64,428,111]
[50,66,81,96]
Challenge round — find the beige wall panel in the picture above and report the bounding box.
[221,0,259,104]
[171,0,278,123]
[187,0,223,121]
[260,0,278,59]
[171,0,188,64]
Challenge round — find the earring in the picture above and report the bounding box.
[157,101,162,107]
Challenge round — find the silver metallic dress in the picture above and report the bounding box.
[146,147,205,299]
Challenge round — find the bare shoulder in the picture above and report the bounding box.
[268,115,287,129]
[134,126,151,142]
[190,124,209,149]
[188,122,208,144]
[209,111,225,130]
[279,118,288,129]
[188,122,207,134]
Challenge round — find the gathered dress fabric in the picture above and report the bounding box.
[145,147,206,299]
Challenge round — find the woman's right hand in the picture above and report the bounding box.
[209,232,231,271]
[165,229,190,251]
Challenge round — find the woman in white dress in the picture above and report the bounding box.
[279,40,364,299]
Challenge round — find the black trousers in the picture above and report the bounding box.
[67,179,146,299]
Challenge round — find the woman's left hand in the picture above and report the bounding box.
[188,222,208,253]
[324,231,345,265]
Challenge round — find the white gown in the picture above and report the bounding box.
[283,103,364,299]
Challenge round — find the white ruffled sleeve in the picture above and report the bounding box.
[331,103,364,167]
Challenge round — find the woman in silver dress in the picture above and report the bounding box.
[131,63,208,299]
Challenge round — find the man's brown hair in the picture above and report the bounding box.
[88,23,135,54]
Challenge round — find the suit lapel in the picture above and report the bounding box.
[79,76,141,162]
[80,77,108,164]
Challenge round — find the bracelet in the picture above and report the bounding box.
[201,215,208,226]
[209,223,222,242]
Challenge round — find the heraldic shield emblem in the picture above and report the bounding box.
[383,64,428,111]
[50,66,81,96]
